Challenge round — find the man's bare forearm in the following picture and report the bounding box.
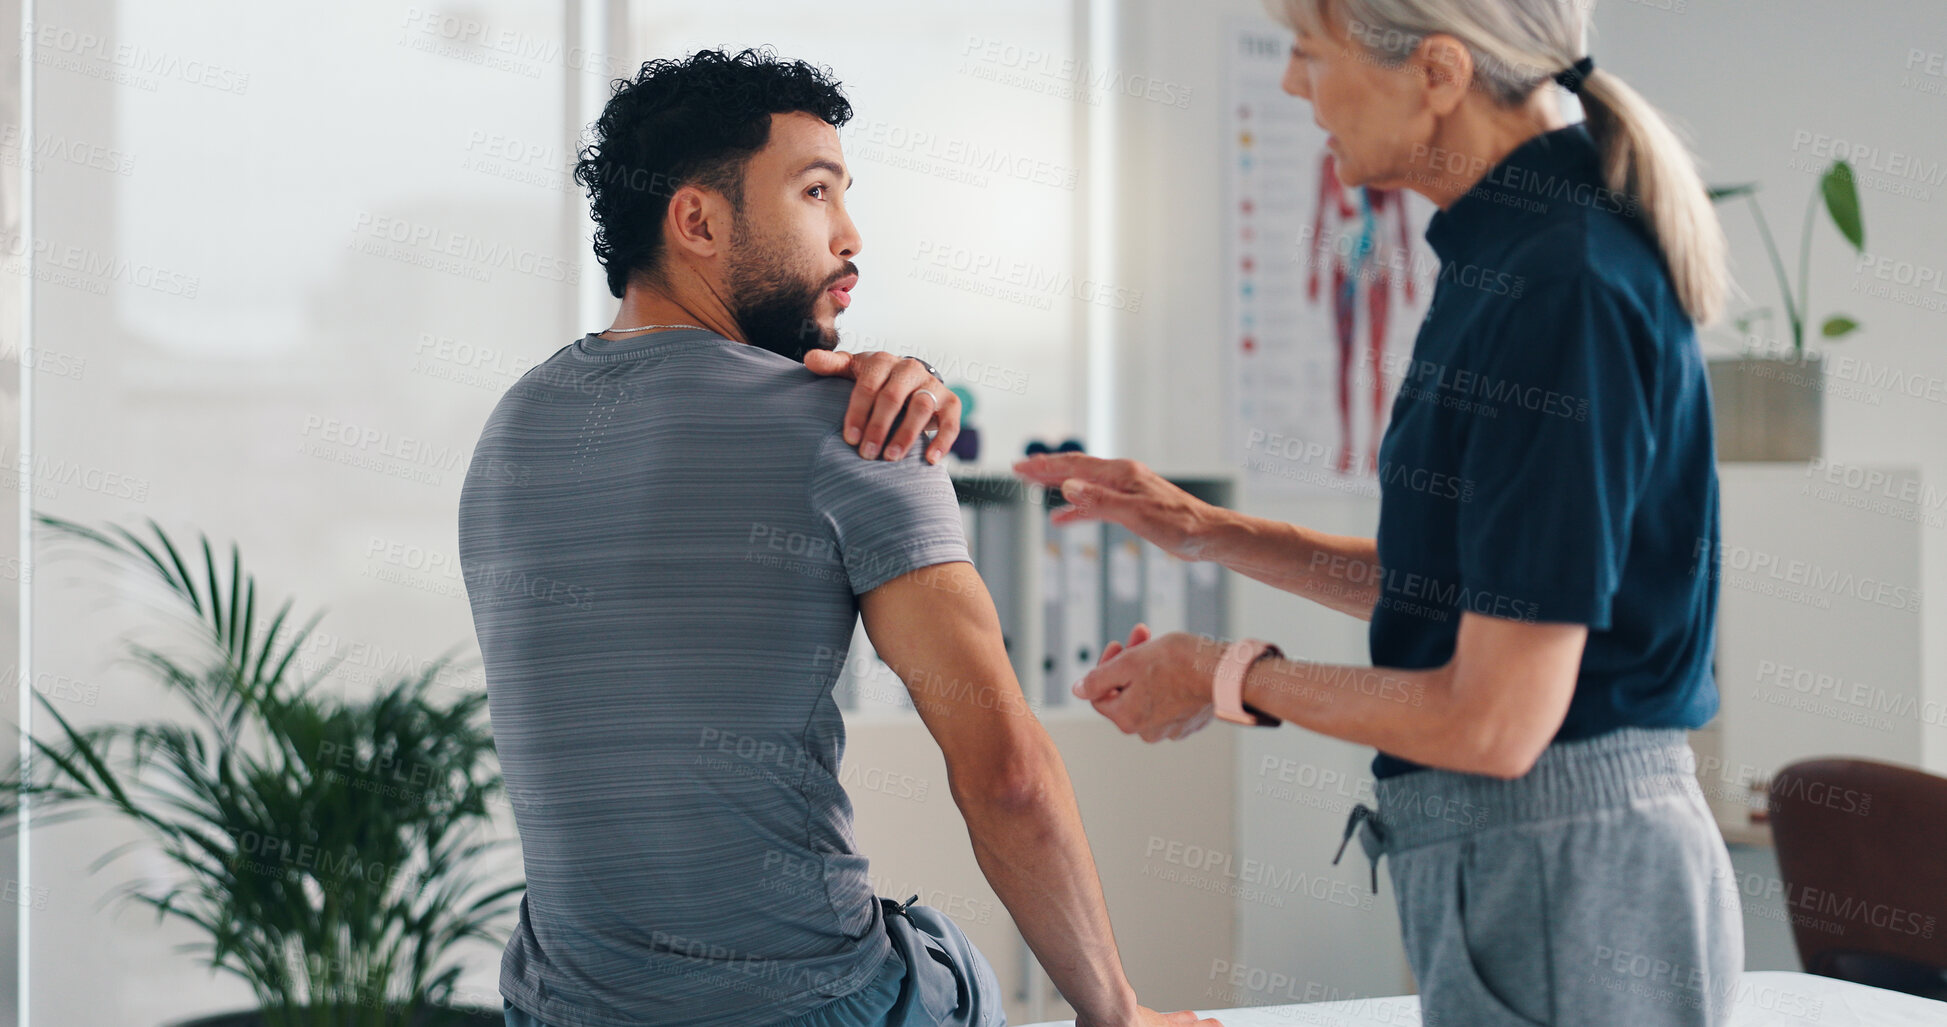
[953,737,1137,1025]
[1187,506,1380,620]
[860,564,1142,1024]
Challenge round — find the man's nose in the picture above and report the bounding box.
[834,212,862,260]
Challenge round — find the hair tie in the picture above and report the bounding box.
[1553,55,1595,94]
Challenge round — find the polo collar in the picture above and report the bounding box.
[1423,121,1603,263]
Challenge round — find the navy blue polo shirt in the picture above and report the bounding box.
[1368,122,1720,779]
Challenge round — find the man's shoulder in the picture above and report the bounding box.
[759,356,858,419]
[498,339,856,417]
[677,342,858,417]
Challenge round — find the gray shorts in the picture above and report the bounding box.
[770,896,1006,1027]
[502,896,1004,1027]
[1342,727,1745,1026]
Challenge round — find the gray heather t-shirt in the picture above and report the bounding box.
[457,329,971,1027]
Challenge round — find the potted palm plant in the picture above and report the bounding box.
[1705,159,1866,461]
[0,514,520,1027]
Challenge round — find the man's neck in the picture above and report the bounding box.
[603,269,747,343]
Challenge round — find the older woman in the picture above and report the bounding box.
[1013,2,1742,1024]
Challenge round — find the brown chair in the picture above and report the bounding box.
[1769,758,1947,1000]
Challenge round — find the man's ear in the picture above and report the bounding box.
[1414,33,1474,115]
[663,183,731,264]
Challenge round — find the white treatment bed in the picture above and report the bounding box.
[1018,970,1947,1027]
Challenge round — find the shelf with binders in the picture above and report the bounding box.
[833,472,1239,721]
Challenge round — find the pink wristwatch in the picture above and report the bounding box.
[1213,639,1284,727]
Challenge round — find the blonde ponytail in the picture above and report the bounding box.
[1575,68,1728,324]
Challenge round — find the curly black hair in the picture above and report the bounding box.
[573,47,854,299]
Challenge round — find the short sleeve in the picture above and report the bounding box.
[806,428,972,595]
[1455,273,1657,629]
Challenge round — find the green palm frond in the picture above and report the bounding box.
[0,515,519,1026]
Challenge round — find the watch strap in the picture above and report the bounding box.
[1213,639,1283,727]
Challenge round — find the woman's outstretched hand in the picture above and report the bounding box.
[1011,454,1220,561]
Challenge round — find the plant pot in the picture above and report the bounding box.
[1707,355,1824,462]
[167,1005,503,1027]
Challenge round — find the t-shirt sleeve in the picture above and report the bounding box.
[806,427,972,596]
[1454,272,1657,629]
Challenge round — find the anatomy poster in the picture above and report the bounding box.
[1226,21,1434,497]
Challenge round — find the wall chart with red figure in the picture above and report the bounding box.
[1226,20,1434,497]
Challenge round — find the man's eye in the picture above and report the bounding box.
[808,184,827,200]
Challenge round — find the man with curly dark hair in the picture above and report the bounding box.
[575,46,961,466]
[576,48,852,359]
[460,47,1220,1027]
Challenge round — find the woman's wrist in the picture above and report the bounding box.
[1178,501,1236,561]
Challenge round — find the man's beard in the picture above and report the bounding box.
[724,225,854,363]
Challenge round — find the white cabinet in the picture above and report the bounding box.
[1696,464,1930,968]
[1701,463,1928,832]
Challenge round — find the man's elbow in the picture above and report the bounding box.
[949,746,1056,813]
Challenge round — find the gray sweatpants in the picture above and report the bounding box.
[1343,727,1745,1026]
